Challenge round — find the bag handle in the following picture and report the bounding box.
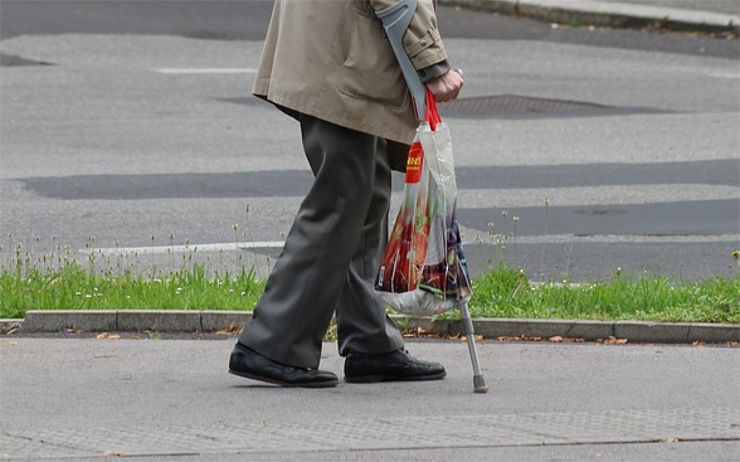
[425,89,441,131]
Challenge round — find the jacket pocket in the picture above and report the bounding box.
[337,10,408,108]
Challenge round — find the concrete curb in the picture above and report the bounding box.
[440,0,740,33]
[14,310,253,334]
[6,311,739,343]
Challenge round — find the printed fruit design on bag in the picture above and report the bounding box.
[411,189,431,286]
[376,141,429,292]
[418,213,471,300]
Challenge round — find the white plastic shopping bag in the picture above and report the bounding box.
[376,91,472,316]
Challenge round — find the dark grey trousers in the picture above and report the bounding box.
[239,114,405,368]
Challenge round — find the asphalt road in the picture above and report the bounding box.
[0,0,738,282]
[2,0,738,58]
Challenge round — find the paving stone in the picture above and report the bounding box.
[4,408,738,458]
[687,323,740,343]
[614,321,691,343]
[18,310,116,333]
[200,311,252,332]
[456,318,614,339]
[116,310,200,332]
[9,311,738,344]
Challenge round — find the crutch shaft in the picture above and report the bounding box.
[460,301,488,393]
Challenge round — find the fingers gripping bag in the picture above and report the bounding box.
[375,91,472,316]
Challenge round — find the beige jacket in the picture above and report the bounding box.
[252,0,448,146]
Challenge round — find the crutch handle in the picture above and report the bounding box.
[375,0,427,122]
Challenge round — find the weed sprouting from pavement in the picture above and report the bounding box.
[540,197,550,277]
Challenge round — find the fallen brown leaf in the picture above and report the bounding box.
[665,437,680,443]
[215,324,243,335]
[497,335,588,343]
[103,451,123,456]
[460,335,483,343]
[601,336,628,345]
[96,333,120,340]
[497,335,541,342]
[692,341,706,347]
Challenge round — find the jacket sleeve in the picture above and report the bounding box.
[420,59,451,82]
[369,0,448,70]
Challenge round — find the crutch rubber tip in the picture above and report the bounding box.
[473,374,488,393]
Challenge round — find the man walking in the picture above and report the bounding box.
[229,0,464,388]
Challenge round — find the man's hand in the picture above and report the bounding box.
[426,69,463,102]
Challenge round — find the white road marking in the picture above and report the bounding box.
[457,232,740,245]
[706,72,740,79]
[80,233,739,257]
[450,184,740,209]
[152,68,257,74]
[80,241,284,256]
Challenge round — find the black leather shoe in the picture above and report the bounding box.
[229,342,338,388]
[344,348,446,383]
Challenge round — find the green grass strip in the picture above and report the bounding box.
[0,263,265,319]
[464,263,739,324]
[0,261,738,323]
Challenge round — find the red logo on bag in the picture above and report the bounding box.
[405,142,424,184]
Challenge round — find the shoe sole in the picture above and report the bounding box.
[344,370,446,383]
[228,369,338,388]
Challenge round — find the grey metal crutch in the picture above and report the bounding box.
[376,0,488,394]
